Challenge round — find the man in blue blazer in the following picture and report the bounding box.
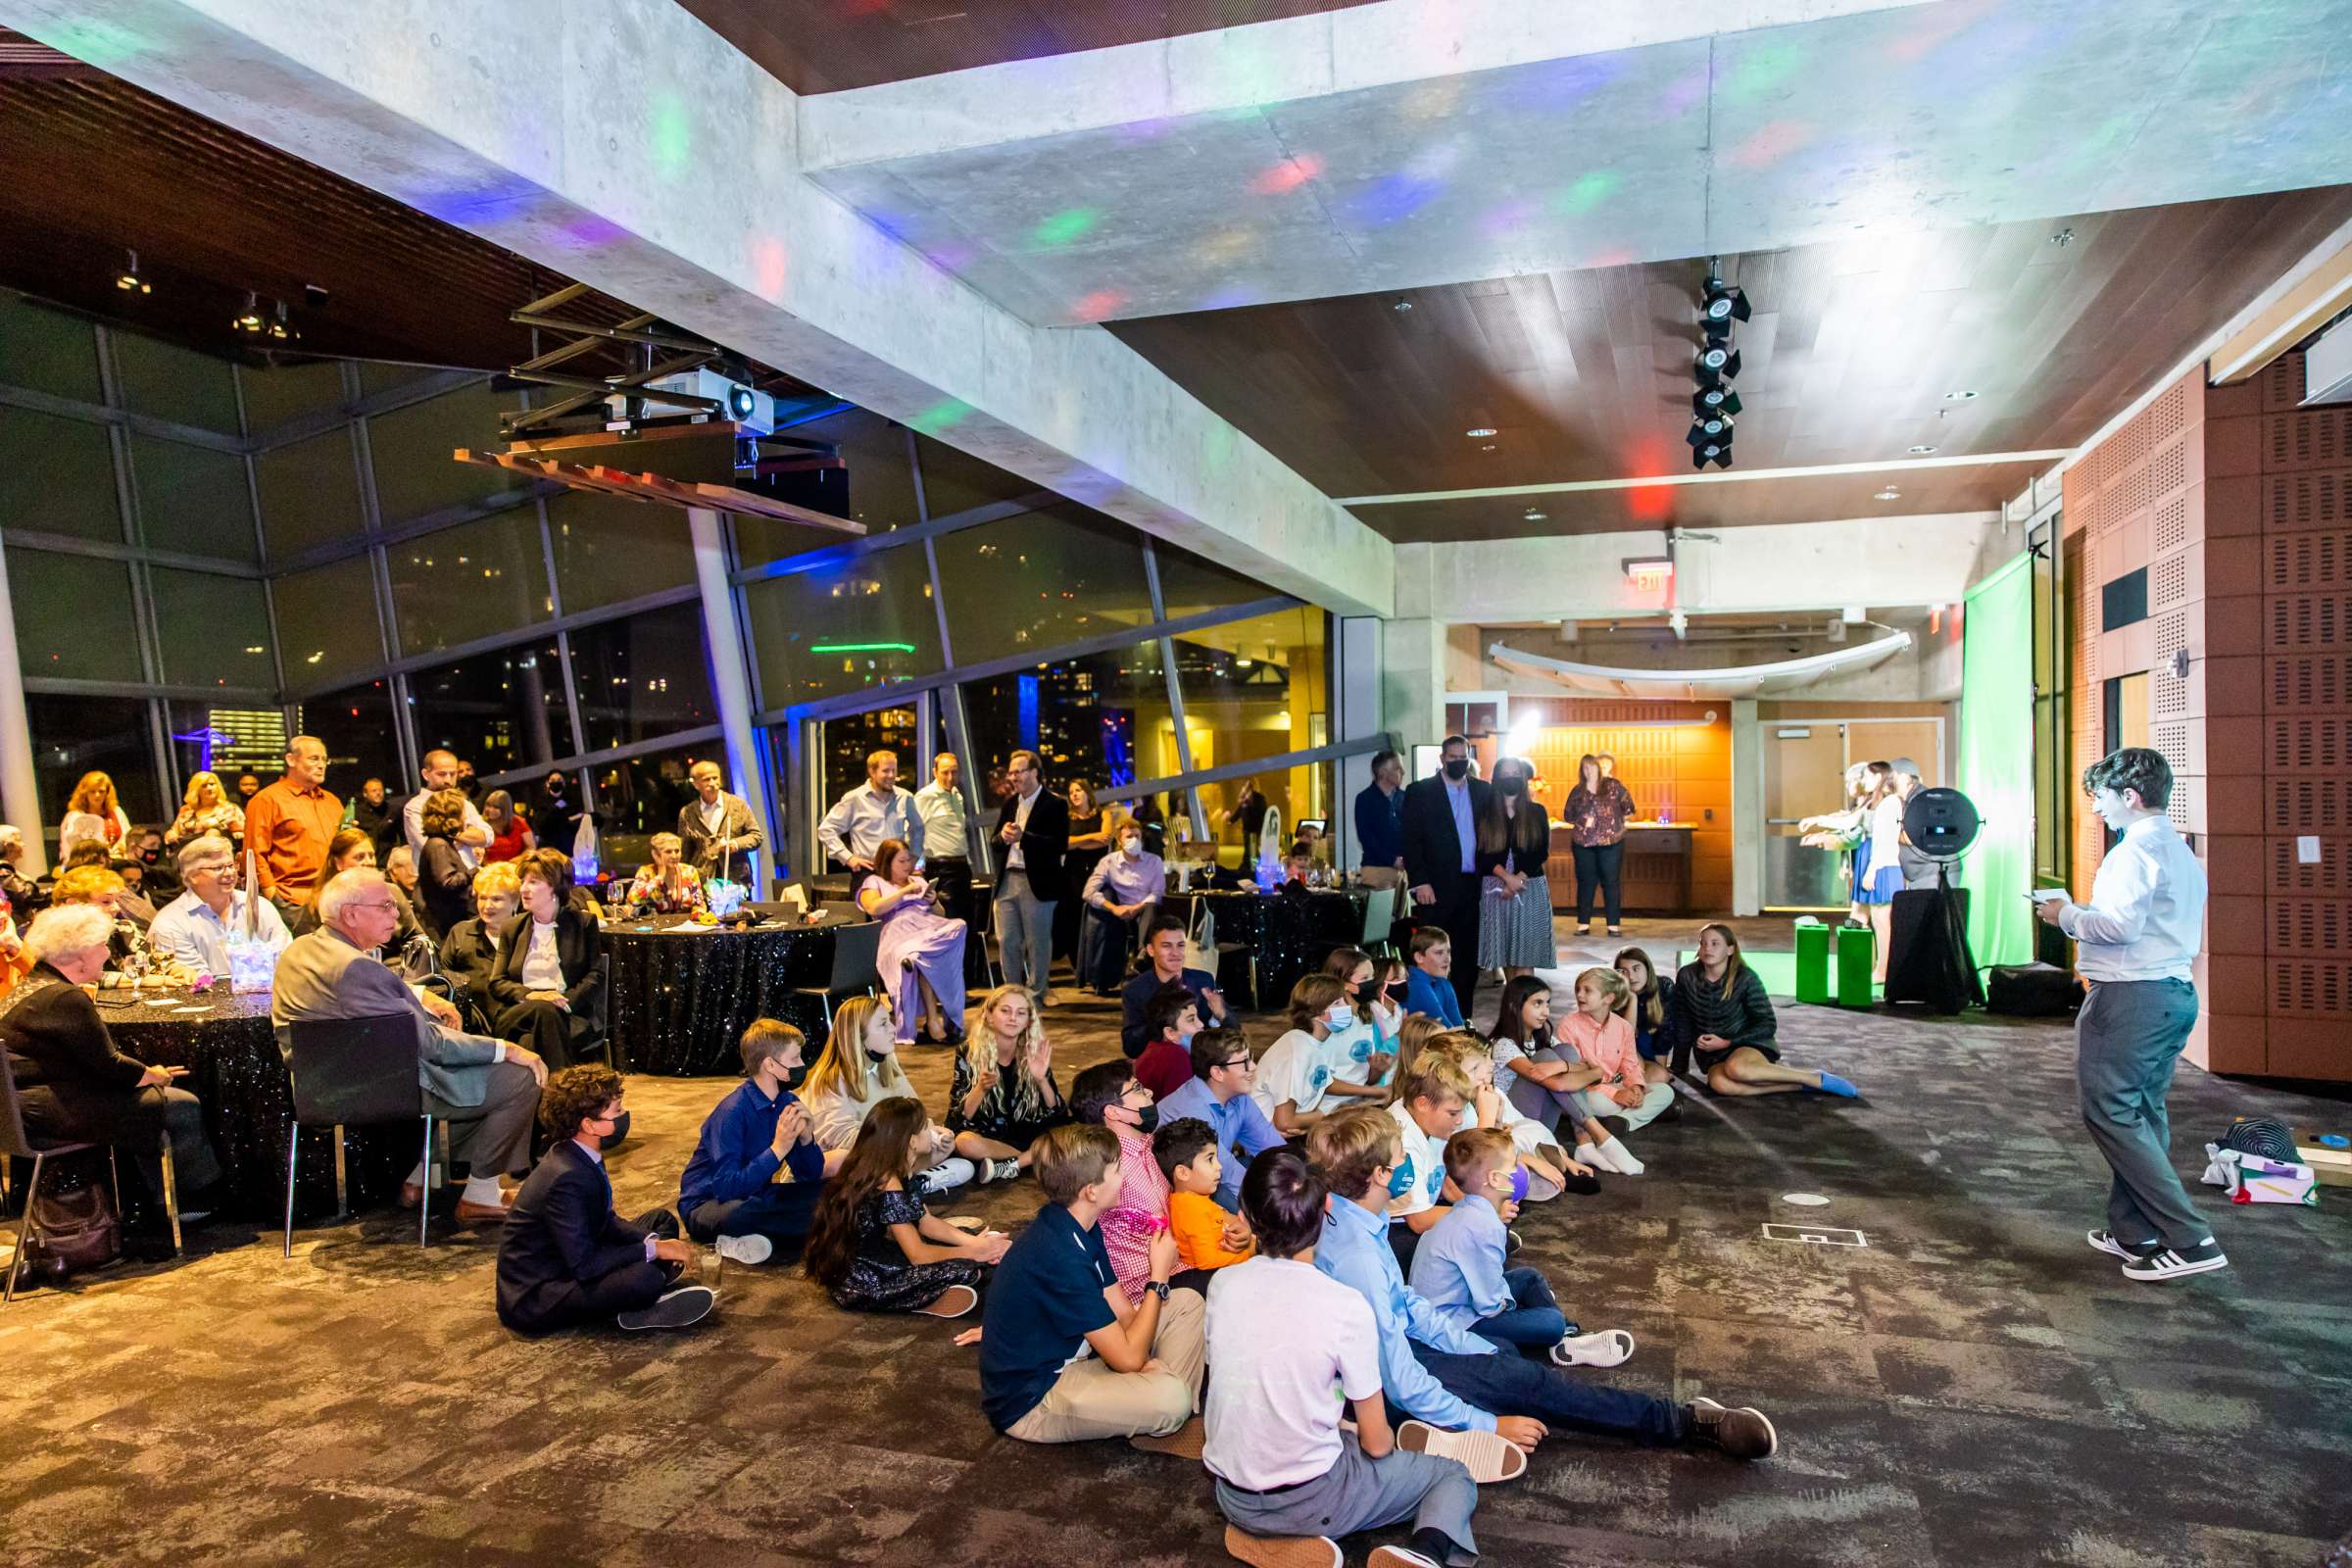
[496,1064,712,1334]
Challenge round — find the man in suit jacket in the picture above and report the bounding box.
[989,749,1069,1006]
[271,867,546,1222]
[496,1064,712,1334]
[1400,734,1493,1017]
[677,760,764,880]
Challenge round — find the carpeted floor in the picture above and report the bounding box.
[5,937,2350,1567]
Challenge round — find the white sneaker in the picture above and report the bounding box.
[715,1234,773,1266]
[1594,1136,1643,1176]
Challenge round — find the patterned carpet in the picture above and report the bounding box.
[5,939,2350,1567]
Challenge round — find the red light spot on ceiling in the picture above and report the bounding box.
[1073,289,1127,322]
[1250,154,1325,195]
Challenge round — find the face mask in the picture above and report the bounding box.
[865,1046,895,1062]
[1443,758,1469,780]
[1176,1029,1196,1051]
[1384,982,1408,1004]
[597,1110,631,1144]
[1120,838,1141,858]
[1126,1102,1160,1135]
[1507,1165,1530,1205]
[1387,1158,1415,1198]
[1326,1002,1354,1029]
[1498,776,1525,797]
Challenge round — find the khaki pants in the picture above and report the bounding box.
[1005,1287,1205,1444]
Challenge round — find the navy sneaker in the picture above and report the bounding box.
[2120,1240,2229,1282]
[2085,1229,2159,1261]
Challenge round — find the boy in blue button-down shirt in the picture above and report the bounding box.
[1304,1106,1782,1465]
[1410,1126,1582,1359]
[677,1019,829,1255]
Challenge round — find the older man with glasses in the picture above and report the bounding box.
[147,834,290,976]
[272,867,546,1223]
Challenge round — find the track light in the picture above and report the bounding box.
[115,249,151,295]
[1691,439,1733,470]
[1692,386,1741,417]
[231,291,266,334]
[266,299,299,340]
[1699,277,1749,341]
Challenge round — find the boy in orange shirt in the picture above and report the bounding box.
[1155,1116,1255,1289]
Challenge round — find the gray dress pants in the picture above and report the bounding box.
[2077,977,2207,1250]
[1216,1436,1478,1564]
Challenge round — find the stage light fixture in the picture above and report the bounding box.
[1692,386,1741,417]
[1695,344,1740,384]
[115,249,150,295]
[1687,412,1735,447]
[1699,277,1749,340]
[230,291,265,333]
[1691,440,1733,470]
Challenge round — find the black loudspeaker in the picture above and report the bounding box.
[1987,962,2082,1017]
[1886,884,1983,1012]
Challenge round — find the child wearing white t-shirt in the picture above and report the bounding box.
[1384,1055,1471,1274]
[1205,1147,1478,1568]
[1251,974,1357,1136]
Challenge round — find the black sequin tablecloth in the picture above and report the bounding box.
[1162,889,1371,1008]
[103,988,408,1223]
[606,914,863,1076]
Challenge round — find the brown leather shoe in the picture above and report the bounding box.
[455,1197,512,1224]
[399,1181,424,1209]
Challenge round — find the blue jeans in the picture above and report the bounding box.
[1472,1267,1569,1352]
[995,869,1054,1004]
[685,1183,822,1250]
[1409,1342,1687,1446]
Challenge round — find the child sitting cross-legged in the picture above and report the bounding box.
[1072,1060,1171,1305]
[1558,966,1680,1135]
[1207,1146,1481,1568]
[1423,1032,1594,1200]
[1408,1126,1634,1368]
[1487,976,1644,1177]
[1153,1115,1253,1293]
[802,1096,1009,1320]
[1252,973,1367,1138]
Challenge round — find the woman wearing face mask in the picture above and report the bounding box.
[801,995,974,1193]
[1474,757,1554,982]
[1079,812,1165,996]
[1250,973,1359,1137]
[858,837,968,1047]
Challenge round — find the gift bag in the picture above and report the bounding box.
[570,813,601,882]
[226,937,275,995]
[2202,1145,2319,1205]
[705,878,747,919]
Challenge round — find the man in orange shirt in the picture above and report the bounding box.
[244,735,342,919]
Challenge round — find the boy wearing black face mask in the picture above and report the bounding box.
[497,1064,711,1334]
[1072,1060,1169,1306]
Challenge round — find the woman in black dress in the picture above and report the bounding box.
[804,1097,1008,1317]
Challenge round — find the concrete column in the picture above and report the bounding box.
[688,507,772,887]
[0,542,45,877]
[1730,699,1763,916]
[1382,618,1447,760]
[1334,614,1383,869]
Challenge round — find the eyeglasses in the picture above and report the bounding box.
[1216,1055,1254,1071]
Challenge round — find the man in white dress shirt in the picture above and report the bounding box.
[2035,747,2224,1282]
[404,749,492,871]
[913,752,974,926]
[817,749,922,873]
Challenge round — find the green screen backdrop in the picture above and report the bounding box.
[1958,551,2034,971]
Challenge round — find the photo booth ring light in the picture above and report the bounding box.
[1902,786,1981,860]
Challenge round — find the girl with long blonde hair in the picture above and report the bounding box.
[802,996,975,1192]
[944,983,1068,1182]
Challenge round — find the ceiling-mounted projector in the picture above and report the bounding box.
[627,368,779,435]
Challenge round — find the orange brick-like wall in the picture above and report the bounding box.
[2205,351,2352,1081]
[1478,698,1733,910]
[2066,353,2352,1080]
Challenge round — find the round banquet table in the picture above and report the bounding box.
[605,911,866,1076]
[100,986,408,1223]
[1162,888,1370,1008]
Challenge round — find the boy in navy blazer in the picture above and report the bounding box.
[496,1064,713,1334]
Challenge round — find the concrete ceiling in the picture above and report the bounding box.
[800,0,2352,326]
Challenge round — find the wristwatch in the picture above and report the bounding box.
[1145,1280,1171,1301]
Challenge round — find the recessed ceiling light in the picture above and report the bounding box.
[1480,444,1497,452]
[1465,426,1497,438]
[1522,509,1546,521]
[1874,488,1902,501]
[1394,299,1413,312]
[1908,444,1937,454]
[1942,390,1977,402]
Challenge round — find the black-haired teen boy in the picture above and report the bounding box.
[1207,1146,1479,1568]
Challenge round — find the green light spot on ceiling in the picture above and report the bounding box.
[650,95,692,177]
[1554,170,1621,216]
[1725,42,1802,104]
[811,642,917,655]
[41,18,149,68]
[907,398,971,436]
[1033,208,1100,248]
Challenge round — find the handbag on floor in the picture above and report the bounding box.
[23,1175,122,1274]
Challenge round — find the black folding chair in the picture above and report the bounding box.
[280,1014,435,1255]
[792,918,884,1030]
[1,1057,179,1304]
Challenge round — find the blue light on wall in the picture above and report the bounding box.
[1016,674,1039,752]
